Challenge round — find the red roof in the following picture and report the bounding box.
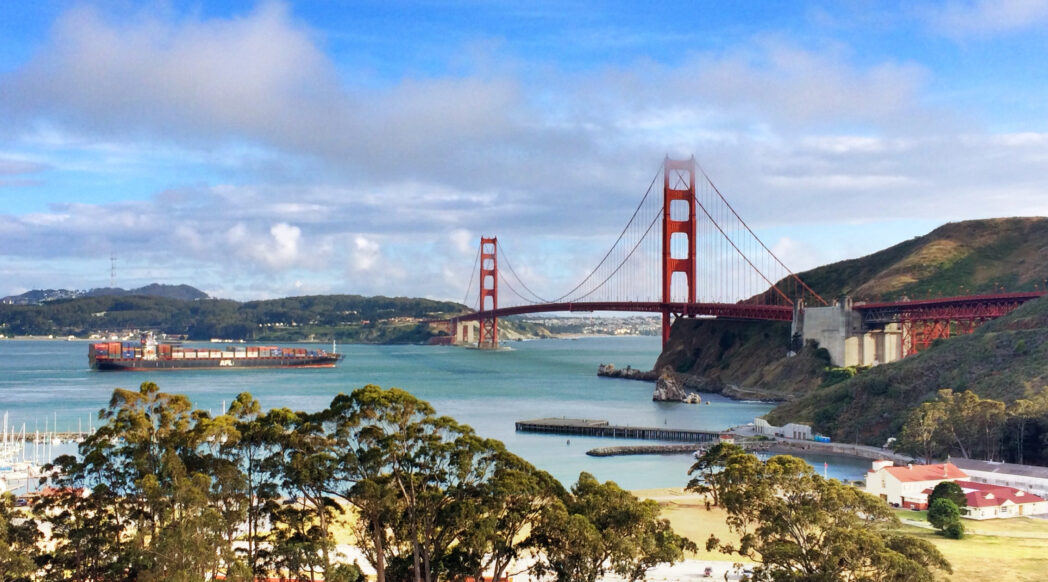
[957,480,1046,508]
[878,463,967,483]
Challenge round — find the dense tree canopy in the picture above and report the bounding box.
[897,388,1048,464]
[704,451,951,582]
[1,383,689,582]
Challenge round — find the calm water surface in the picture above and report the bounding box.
[0,337,868,489]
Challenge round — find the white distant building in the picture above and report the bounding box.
[956,481,1048,520]
[753,418,812,440]
[864,460,1048,519]
[864,460,967,510]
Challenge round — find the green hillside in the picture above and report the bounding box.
[0,293,478,344]
[766,294,1048,444]
[657,216,1048,447]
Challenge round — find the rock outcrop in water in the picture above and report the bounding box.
[597,362,657,381]
[653,373,701,403]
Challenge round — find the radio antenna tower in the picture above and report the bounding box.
[110,254,117,288]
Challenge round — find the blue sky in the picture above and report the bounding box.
[2,1,1048,302]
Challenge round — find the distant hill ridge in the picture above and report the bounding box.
[792,216,1048,301]
[2,283,209,305]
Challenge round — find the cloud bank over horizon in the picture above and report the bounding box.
[2,1,1048,301]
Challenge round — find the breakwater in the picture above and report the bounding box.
[763,439,913,464]
[515,418,721,443]
[586,444,698,457]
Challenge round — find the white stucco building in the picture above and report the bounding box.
[753,418,812,440]
[864,460,967,509]
[956,481,1048,519]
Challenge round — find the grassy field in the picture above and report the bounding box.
[634,488,752,563]
[636,489,1048,581]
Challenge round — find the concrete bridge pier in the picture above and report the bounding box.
[794,297,903,367]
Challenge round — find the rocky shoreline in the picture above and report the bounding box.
[598,363,782,403]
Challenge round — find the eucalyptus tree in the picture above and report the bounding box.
[531,472,694,582]
[38,382,235,580]
[708,453,951,581]
[325,385,513,582]
[685,442,746,507]
[266,406,342,580]
[446,450,565,582]
[213,393,287,576]
[0,492,38,581]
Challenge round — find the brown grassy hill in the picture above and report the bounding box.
[790,217,1048,301]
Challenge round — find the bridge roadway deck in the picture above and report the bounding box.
[515,417,721,443]
[445,301,794,323]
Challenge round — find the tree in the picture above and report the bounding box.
[1006,396,1048,465]
[708,453,951,581]
[442,449,564,582]
[530,472,694,582]
[267,408,343,581]
[928,481,966,510]
[928,498,964,539]
[685,442,746,507]
[37,382,243,580]
[0,492,38,580]
[897,400,948,462]
[215,393,284,577]
[326,385,519,582]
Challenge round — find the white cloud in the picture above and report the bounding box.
[448,228,475,256]
[932,0,1048,38]
[2,4,1048,301]
[351,235,381,271]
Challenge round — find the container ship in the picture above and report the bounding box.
[88,334,342,371]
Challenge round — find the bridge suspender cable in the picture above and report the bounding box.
[495,243,550,304]
[569,212,661,302]
[696,163,828,306]
[548,165,663,303]
[462,245,481,309]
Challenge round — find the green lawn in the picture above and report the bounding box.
[892,509,1048,581]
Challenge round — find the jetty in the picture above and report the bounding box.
[515,418,721,443]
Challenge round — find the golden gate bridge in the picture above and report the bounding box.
[436,157,1044,359]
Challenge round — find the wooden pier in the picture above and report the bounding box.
[515,418,721,443]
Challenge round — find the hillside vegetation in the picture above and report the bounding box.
[0,293,472,343]
[658,216,1048,445]
[767,294,1048,444]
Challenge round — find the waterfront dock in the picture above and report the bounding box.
[515,418,721,443]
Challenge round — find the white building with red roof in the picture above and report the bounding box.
[953,481,1048,520]
[864,460,968,510]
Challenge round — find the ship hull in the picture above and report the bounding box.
[89,339,343,371]
[91,355,342,371]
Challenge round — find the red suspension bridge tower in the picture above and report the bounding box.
[478,236,499,349]
[662,156,697,345]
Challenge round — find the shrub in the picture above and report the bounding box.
[943,521,965,539]
[928,498,962,536]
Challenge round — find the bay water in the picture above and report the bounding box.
[0,336,869,490]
